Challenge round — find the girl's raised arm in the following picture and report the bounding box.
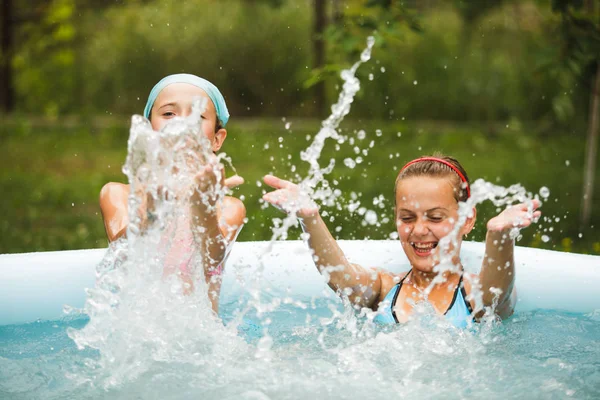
[479,199,541,318]
[262,175,385,308]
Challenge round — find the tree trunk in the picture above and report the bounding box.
[332,0,343,24]
[580,62,600,229]
[313,0,326,117]
[1,0,15,113]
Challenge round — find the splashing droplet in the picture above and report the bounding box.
[364,210,378,225]
[541,235,550,243]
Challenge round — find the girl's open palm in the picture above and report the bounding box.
[262,175,318,218]
[487,199,542,232]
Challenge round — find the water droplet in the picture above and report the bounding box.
[578,233,583,238]
[565,160,570,166]
[344,158,356,169]
[375,129,382,137]
[413,80,418,85]
[71,203,75,207]
[357,130,366,140]
[285,122,292,130]
[541,235,550,242]
[368,73,374,81]
[380,67,386,73]
[364,210,378,225]
[539,187,550,199]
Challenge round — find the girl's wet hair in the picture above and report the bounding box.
[395,153,470,203]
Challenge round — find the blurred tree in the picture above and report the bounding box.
[323,0,421,60]
[3,0,138,116]
[550,0,600,228]
[314,0,327,117]
[454,0,506,27]
[307,0,421,113]
[452,0,507,131]
[0,0,14,112]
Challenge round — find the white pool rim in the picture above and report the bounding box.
[1,240,598,326]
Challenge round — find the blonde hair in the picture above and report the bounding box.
[395,153,470,203]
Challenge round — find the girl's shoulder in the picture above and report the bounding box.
[99,182,130,208]
[220,196,246,227]
[375,269,410,304]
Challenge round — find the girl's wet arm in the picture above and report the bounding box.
[300,214,382,307]
[480,199,541,317]
[262,174,382,308]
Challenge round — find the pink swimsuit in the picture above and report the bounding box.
[161,215,237,278]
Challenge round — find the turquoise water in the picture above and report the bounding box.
[1,302,599,399]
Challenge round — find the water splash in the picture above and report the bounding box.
[67,98,246,388]
[267,36,376,241]
[61,33,558,396]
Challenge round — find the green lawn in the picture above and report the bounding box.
[1,116,598,255]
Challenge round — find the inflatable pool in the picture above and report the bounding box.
[1,240,598,326]
[2,241,600,398]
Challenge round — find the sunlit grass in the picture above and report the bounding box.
[0,117,597,255]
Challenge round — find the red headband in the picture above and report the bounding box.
[400,157,471,198]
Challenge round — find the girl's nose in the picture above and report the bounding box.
[413,218,429,236]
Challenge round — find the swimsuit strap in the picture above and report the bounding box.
[443,274,473,315]
[392,271,472,320]
[390,269,412,323]
[460,278,474,314]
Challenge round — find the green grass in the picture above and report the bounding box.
[1,116,598,255]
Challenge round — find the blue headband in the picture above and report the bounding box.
[143,73,230,127]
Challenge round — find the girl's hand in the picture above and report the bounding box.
[193,155,244,194]
[487,199,542,233]
[193,161,223,195]
[262,175,319,219]
[224,175,244,189]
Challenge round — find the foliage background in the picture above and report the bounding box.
[1,0,599,254]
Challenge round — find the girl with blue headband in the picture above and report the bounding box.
[262,155,541,328]
[99,74,246,313]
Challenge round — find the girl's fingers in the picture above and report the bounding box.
[263,174,295,190]
[516,198,542,211]
[262,190,287,205]
[224,175,245,188]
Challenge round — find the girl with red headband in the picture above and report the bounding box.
[262,154,541,328]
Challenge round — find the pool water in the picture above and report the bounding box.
[1,299,599,400]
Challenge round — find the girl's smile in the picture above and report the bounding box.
[395,176,475,271]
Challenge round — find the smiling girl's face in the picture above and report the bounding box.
[395,176,474,272]
[150,83,226,152]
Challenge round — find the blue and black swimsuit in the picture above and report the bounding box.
[374,270,474,328]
